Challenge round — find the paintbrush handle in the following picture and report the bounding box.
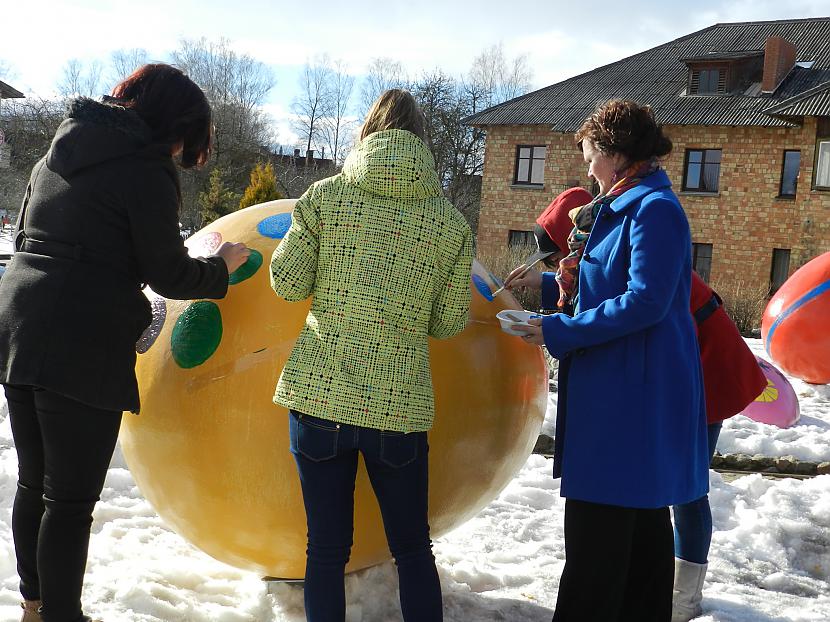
[493,257,544,297]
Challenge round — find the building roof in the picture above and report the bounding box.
[0,80,24,99]
[681,50,765,62]
[466,17,830,131]
[765,80,830,119]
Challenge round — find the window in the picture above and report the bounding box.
[508,230,535,248]
[770,248,791,293]
[776,150,800,197]
[699,69,721,93]
[815,140,830,189]
[683,149,721,193]
[689,68,726,95]
[692,243,713,283]
[514,145,546,185]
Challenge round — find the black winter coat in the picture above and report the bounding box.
[0,98,228,412]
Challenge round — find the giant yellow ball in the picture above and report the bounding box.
[121,200,547,578]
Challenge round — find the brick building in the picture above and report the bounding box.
[466,18,830,292]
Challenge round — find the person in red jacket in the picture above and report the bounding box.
[502,187,593,301]
[670,272,767,621]
[506,188,767,622]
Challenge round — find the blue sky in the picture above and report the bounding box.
[1,0,828,144]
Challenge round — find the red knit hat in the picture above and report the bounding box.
[534,187,594,254]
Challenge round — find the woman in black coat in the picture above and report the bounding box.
[0,64,250,622]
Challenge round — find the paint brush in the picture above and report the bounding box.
[491,250,551,297]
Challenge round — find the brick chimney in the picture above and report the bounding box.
[762,36,797,93]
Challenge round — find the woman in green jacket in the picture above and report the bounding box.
[270,89,473,622]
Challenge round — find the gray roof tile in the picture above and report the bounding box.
[466,18,830,130]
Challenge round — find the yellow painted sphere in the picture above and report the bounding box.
[120,199,547,578]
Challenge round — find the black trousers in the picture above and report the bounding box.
[552,498,674,622]
[4,384,121,622]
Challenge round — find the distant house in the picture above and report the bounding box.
[0,80,24,102]
[271,147,334,170]
[254,146,336,198]
[466,17,830,293]
[0,79,25,170]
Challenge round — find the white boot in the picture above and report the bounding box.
[672,558,707,622]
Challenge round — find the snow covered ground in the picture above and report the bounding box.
[0,228,12,256]
[0,311,828,620]
[0,226,11,245]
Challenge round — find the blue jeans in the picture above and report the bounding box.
[672,422,722,564]
[288,411,442,622]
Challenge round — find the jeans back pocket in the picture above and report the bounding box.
[379,430,422,468]
[289,411,340,462]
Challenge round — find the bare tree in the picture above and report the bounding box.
[406,46,532,232]
[170,37,277,228]
[82,59,104,97]
[411,70,484,229]
[467,43,532,108]
[172,37,276,154]
[500,53,533,102]
[58,60,84,97]
[319,59,355,165]
[412,69,456,177]
[0,97,64,215]
[109,48,149,86]
[0,97,63,166]
[173,38,273,113]
[273,156,337,199]
[292,55,331,157]
[57,59,103,98]
[359,57,408,118]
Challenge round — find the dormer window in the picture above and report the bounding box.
[683,50,764,97]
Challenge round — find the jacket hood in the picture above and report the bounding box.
[342,129,443,200]
[46,97,154,178]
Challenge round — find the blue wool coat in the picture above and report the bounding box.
[541,169,709,509]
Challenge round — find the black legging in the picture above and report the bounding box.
[4,384,121,622]
[552,498,674,622]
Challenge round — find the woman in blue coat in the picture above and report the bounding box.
[517,100,709,621]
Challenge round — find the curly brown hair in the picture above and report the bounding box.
[575,99,672,162]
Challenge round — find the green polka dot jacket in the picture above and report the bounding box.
[270,129,473,432]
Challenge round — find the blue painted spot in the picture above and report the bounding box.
[765,279,830,354]
[472,274,494,301]
[257,213,292,239]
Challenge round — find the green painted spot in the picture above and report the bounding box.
[171,301,223,369]
[228,249,263,285]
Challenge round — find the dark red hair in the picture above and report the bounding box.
[111,63,212,168]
